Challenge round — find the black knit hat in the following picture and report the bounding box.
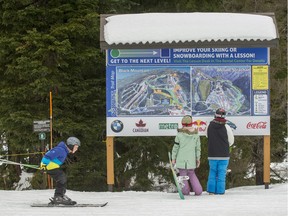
[215,108,226,118]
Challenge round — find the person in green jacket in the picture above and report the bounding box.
[172,115,203,195]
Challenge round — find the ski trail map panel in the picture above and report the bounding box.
[168,152,185,200]
[31,202,108,207]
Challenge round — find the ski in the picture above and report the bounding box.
[31,202,108,207]
[168,152,185,200]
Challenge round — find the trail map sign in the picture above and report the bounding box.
[106,48,270,136]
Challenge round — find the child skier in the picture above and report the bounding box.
[40,137,80,205]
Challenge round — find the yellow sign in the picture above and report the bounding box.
[252,66,268,90]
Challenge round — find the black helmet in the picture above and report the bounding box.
[215,108,226,118]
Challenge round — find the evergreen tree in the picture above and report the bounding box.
[0,0,106,190]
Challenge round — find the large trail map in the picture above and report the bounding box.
[191,66,251,116]
[116,66,251,117]
[117,67,191,116]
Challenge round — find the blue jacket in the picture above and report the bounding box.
[41,142,69,170]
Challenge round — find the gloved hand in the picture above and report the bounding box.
[40,162,47,170]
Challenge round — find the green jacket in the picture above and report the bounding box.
[172,128,201,169]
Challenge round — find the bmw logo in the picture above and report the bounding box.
[111,120,124,133]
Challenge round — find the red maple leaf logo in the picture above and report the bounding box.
[136,119,146,127]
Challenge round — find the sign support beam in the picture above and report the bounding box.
[263,135,270,189]
[106,136,115,191]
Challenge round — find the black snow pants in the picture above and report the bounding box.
[47,168,67,197]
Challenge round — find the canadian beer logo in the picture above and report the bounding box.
[135,119,146,127]
[133,119,149,132]
[246,121,267,129]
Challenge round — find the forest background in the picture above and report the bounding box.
[0,0,286,191]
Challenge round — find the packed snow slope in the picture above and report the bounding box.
[0,183,287,216]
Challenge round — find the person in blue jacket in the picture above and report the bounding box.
[206,108,234,195]
[40,137,80,205]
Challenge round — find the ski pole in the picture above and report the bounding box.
[0,159,40,170]
[0,159,39,168]
[1,159,40,169]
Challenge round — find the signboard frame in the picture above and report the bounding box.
[106,47,270,137]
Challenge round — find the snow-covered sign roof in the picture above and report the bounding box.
[100,13,279,49]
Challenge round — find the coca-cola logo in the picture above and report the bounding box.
[246,122,267,129]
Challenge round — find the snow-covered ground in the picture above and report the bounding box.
[0,183,287,216]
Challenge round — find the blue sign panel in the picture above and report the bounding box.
[107,48,268,66]
[106,48,270,136]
